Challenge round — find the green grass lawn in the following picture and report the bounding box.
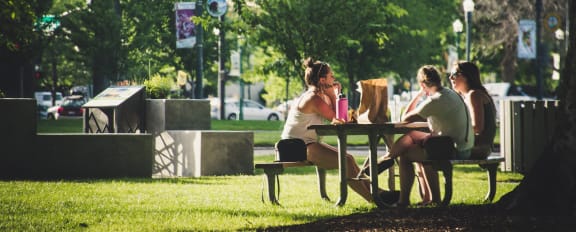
[19,119,519,230]
[1,153,523,231]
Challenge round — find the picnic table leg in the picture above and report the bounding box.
[316,167,330,201]
[336,128,348,206]
[382,134,396,191]
[368,130,388,208]
[480,163,498,202]
[262,166,283,205]
[436,161,453,206]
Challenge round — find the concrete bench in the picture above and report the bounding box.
[421,154,505,206]
[254,161,330,205]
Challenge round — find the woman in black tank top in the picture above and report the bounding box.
[449,61,497,159]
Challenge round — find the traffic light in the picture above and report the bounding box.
[35,71,43,79]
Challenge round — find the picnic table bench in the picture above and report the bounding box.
[256,153,504,206]
[421,153,505,206]
[255,161,329,205]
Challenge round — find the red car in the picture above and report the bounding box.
[46,95,87,120]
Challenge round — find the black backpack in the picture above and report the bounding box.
[274,139,307,162]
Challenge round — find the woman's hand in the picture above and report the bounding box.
[332,82,342,94]
[323,83,339,98]
[330,117,345,125]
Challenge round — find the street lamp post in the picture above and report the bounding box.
[554,29,565,81]
[463,0,475,62]
[452,19,463,59]
[213,25,227,120]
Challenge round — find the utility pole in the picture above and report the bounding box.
[218,15,227,120]
[195,0,204,99]
[536,0,543,100]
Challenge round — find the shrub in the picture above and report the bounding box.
[144,74,174,99]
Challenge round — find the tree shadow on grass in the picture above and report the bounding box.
[259,204,576,232]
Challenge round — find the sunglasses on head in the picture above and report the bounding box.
[317,62,328,78]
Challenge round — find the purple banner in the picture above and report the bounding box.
[175,2,196,48]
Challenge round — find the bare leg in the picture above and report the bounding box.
[422,164,441,204]
[397,145,427,206]
[398,156,415,205]
[386,131,429,159]
[307,142,377,202]
[416,163,432,203]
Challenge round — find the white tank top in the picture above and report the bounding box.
[280,92,324,144]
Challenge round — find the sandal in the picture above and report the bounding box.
[362,158,395,176]
[416,201,439,207]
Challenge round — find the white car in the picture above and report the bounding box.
[210,98,283,121]
[274,99,295,116]
[35,91,63,119]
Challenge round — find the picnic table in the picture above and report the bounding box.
[309,122,429,208]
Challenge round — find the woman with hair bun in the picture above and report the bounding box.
[280,57,378,202]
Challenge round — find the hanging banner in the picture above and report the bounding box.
[175,2,196,49]
[518,20,536,59]
[229,51,240,77]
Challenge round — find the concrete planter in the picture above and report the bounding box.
[146,99,211,133]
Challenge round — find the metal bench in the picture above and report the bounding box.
[421,154,505,206]
[254,161,330,205]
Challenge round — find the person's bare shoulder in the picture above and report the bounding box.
[469,89,490,104]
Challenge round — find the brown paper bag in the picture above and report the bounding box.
[356,78,389,124]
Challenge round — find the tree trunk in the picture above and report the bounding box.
[497,1,576,217]
[500,43,516,83]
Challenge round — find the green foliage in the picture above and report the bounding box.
[470,0,567,93]
[241,0,459,103]
[247,47,304,104]
[0,0,51,54]
[143,74,174,99]
[23,0,570,108]
[245,0,406,87]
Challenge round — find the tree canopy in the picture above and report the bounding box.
[0,0,570,106]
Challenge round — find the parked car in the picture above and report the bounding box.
[210,98,283,120]
[274,99,295,116]
[35,91,63,119]
[46,95,87,120]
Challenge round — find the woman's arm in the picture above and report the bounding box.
[468,90,485,135]
[311,94,339,122]
[298,91,339,123]
[401,90,426,122]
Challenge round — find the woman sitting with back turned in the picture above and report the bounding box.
[416,61,497,205]
[281,57,379,203]
[379,65,474,207]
